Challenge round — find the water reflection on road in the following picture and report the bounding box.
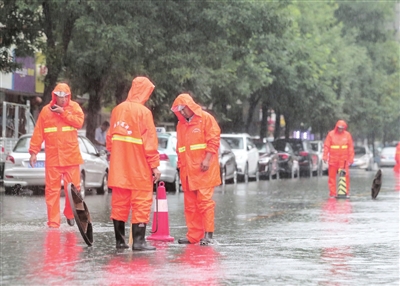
[0,168,398,285]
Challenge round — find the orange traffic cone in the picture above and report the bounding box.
[147,181,174,242]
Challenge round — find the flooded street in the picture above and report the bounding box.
[1,168,399,285]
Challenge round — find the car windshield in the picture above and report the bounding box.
[290,141,304,152]
[13,137,45,153]
[310,143,318,152]
[223,137,244,150]
[255,142,266,152]
[354,146,366,155]
[273,141,286,152]
[158,136,169,150]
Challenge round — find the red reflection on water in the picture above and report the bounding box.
[41,230,83,280]
[320,198,353,285]
[173,244,222,285]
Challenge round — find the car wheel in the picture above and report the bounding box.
[5,186,14,195]
[268,162,272,181]
[96,173,108,194]
[233,168,238,184]
[317,162,322,177]
[174,172,180,192]
[255,164,260,182]
[309,161,313,177]
[244,163,249,183]
[220,167,226,186]
[80,172,86,198]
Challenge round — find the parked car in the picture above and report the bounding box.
[350,145,374,171]
[157,131,180,192]
[378,146,396,168]
[310,140,328,176]
[220,133,259,182]
[4,134,109,195]
[271,140,300,178]
[219,138,237,185]
[157,131,178,169]
[275,138,318,177]
[253,138,279,180]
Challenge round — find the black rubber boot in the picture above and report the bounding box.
[132,223,156,251]
[113,219,129,249]
[200,232,214,245]
[178,238,191,244]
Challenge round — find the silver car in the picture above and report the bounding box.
[157,133,180,192]
[378,146,396,167]
[310,140,328,176]
[4,134,109,195]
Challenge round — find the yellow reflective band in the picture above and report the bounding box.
[44,127,57,133]
[331,145,348,149]
[178,147,186,153]
[61,126,77,132]
[190,143,207,150]
[112,135,143,144]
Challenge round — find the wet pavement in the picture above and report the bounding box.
[0,168,399,285]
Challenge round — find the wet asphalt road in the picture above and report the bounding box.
[0,168,399,285]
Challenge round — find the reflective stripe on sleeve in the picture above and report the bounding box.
[112,135,143,144]
[190,143,207,151]
[178,147,186,153]
[44,127,57,133]
[61,126,77,132]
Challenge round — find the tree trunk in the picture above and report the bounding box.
[85,90,102,143]
[274,110,281,139]
[259,101,269,139]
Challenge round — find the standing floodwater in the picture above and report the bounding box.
[0,168,398,285]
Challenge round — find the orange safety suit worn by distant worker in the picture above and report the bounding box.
[29,83,84,228]
[171,93,221,245]
[394,142,400,191]
[106,76,160,251]
[323,120,354,197]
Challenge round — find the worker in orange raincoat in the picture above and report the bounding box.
[323,120,354,197]
[171,93,221,245]
[394,142,400,191]
[29,83,84,228]
[106,76,161,251]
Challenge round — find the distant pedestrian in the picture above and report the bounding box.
[323,120,354,197]
[106,76,161,251]
[94,121,110,151]
[29,83,84,228]
[171,93,221,245]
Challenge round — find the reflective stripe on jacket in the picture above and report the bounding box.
[172,93,221,190]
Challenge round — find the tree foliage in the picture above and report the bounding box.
[1,0,398,144]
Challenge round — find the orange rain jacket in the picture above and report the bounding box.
[106,77,160,191]
[171,94,221,189]
[323,120,354,167]
[29,83,84,166]
[394,142,400,173]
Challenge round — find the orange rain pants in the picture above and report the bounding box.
[328,163,350,197]
[110,187,153,223]
[45,165,80,228]
[182,185,215,244]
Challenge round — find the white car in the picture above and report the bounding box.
[4,134,109,195]
[310,140,328,175]
[220,133,259,182]
[378,146,396,167]
[351,145,374,171]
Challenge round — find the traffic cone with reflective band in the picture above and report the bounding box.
[336,168,348,198]
[147,181,174,242]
